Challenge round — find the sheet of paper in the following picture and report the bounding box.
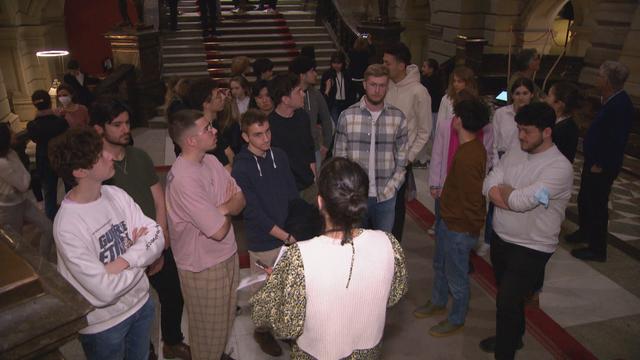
[237,273,267,291]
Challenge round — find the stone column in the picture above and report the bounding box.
[426,0,490,64]
[0,67,21,132]
[619,5,640,103]
[578,1,638,90]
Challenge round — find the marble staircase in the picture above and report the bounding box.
[160,0,336,82]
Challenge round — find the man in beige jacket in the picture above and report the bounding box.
[383,42,432,241]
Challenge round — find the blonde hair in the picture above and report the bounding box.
[230,56,251,76]
[446,66,478,100]
[364,64,389,80]
[218,98,238,134]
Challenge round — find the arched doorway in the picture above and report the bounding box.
[520,0,591,56]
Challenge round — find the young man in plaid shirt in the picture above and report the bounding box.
[334,64,408,232]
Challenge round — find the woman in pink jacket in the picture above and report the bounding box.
[428,66,493,222]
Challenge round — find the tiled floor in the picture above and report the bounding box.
[58,128,640,359]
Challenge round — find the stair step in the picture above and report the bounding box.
[220,12,285,20]
[205,47,335,59]
[208,64,330,75]
[214,25,325,35]
[212,32,328,42]
[207,56,332,69]
[163,45,207,55]
[163,53,207,63]
[219,4,303,11]
[218,19,313,27]
[163,35,204,44]
[204,40,334,52]
[163,61,208,68]
[162,70,209,78]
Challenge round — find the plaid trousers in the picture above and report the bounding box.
[178,253,239,360]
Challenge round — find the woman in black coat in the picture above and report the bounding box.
[545,81,582,163]
[321,52,356,124]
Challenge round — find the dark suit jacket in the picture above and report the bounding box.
[583,90,634,172]
[320,69,356,109]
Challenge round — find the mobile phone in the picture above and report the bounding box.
[255,259,270,271]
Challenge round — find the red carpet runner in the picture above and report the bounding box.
[406,199,597,360]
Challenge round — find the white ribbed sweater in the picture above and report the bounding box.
[296,230,395,359]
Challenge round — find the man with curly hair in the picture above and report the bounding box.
[49,127,164,359]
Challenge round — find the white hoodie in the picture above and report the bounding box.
[386,64,432,162]
[54,185,164,334]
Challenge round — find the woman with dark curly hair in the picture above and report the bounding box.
[250,157,408,359]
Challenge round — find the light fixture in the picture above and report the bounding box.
[36,50,70,58]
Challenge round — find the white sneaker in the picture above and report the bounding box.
[476,243,490,256]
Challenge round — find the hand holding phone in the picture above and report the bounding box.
[255,259,273,275]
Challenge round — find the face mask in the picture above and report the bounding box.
[58,96,72,106]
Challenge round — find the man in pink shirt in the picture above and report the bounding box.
[165,106,246,360]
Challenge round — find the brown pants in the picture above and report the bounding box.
[178,253,239,360]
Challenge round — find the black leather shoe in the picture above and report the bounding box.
[163,342,191,359]
[571,247,606,262]
[565,230,587,244]
[479,336,523,353]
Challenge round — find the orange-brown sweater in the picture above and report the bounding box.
[440,137,487,237]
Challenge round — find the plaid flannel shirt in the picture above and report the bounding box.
[334,97,408,202]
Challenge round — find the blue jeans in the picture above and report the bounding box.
[79,297,155,360]
[431,220,477,325]
[40,166,60,221]
[365,196,396,233]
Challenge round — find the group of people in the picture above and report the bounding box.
[0,34,635,360]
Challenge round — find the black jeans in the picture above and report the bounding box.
[577,164,617,257]
[199,0,217,31]
[490,234,551,360]
[167,0,178,30]
[148,248,185,346]
[391,164,411,242]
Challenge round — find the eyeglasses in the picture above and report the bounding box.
[196,121,214,136]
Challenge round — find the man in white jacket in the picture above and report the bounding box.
[383,42,432,241]
[49,127,164,360]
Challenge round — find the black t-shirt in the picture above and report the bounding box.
[269,109,316,190]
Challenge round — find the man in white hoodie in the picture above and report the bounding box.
[383,42,432,241]
[49,127,164,359]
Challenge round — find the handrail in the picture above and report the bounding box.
[317,0,359,59]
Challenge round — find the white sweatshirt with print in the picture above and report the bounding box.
[53,185,164,334]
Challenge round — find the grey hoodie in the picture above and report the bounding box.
[304,86,334,151]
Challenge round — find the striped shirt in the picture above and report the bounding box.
[334,97,408,202]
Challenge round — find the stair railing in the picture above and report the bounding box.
[317,0,359,60]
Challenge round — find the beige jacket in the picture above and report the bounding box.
[386,64,432,162]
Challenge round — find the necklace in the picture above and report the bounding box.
[114,154,127,175]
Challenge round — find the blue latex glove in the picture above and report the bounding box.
[534,187,550,208]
